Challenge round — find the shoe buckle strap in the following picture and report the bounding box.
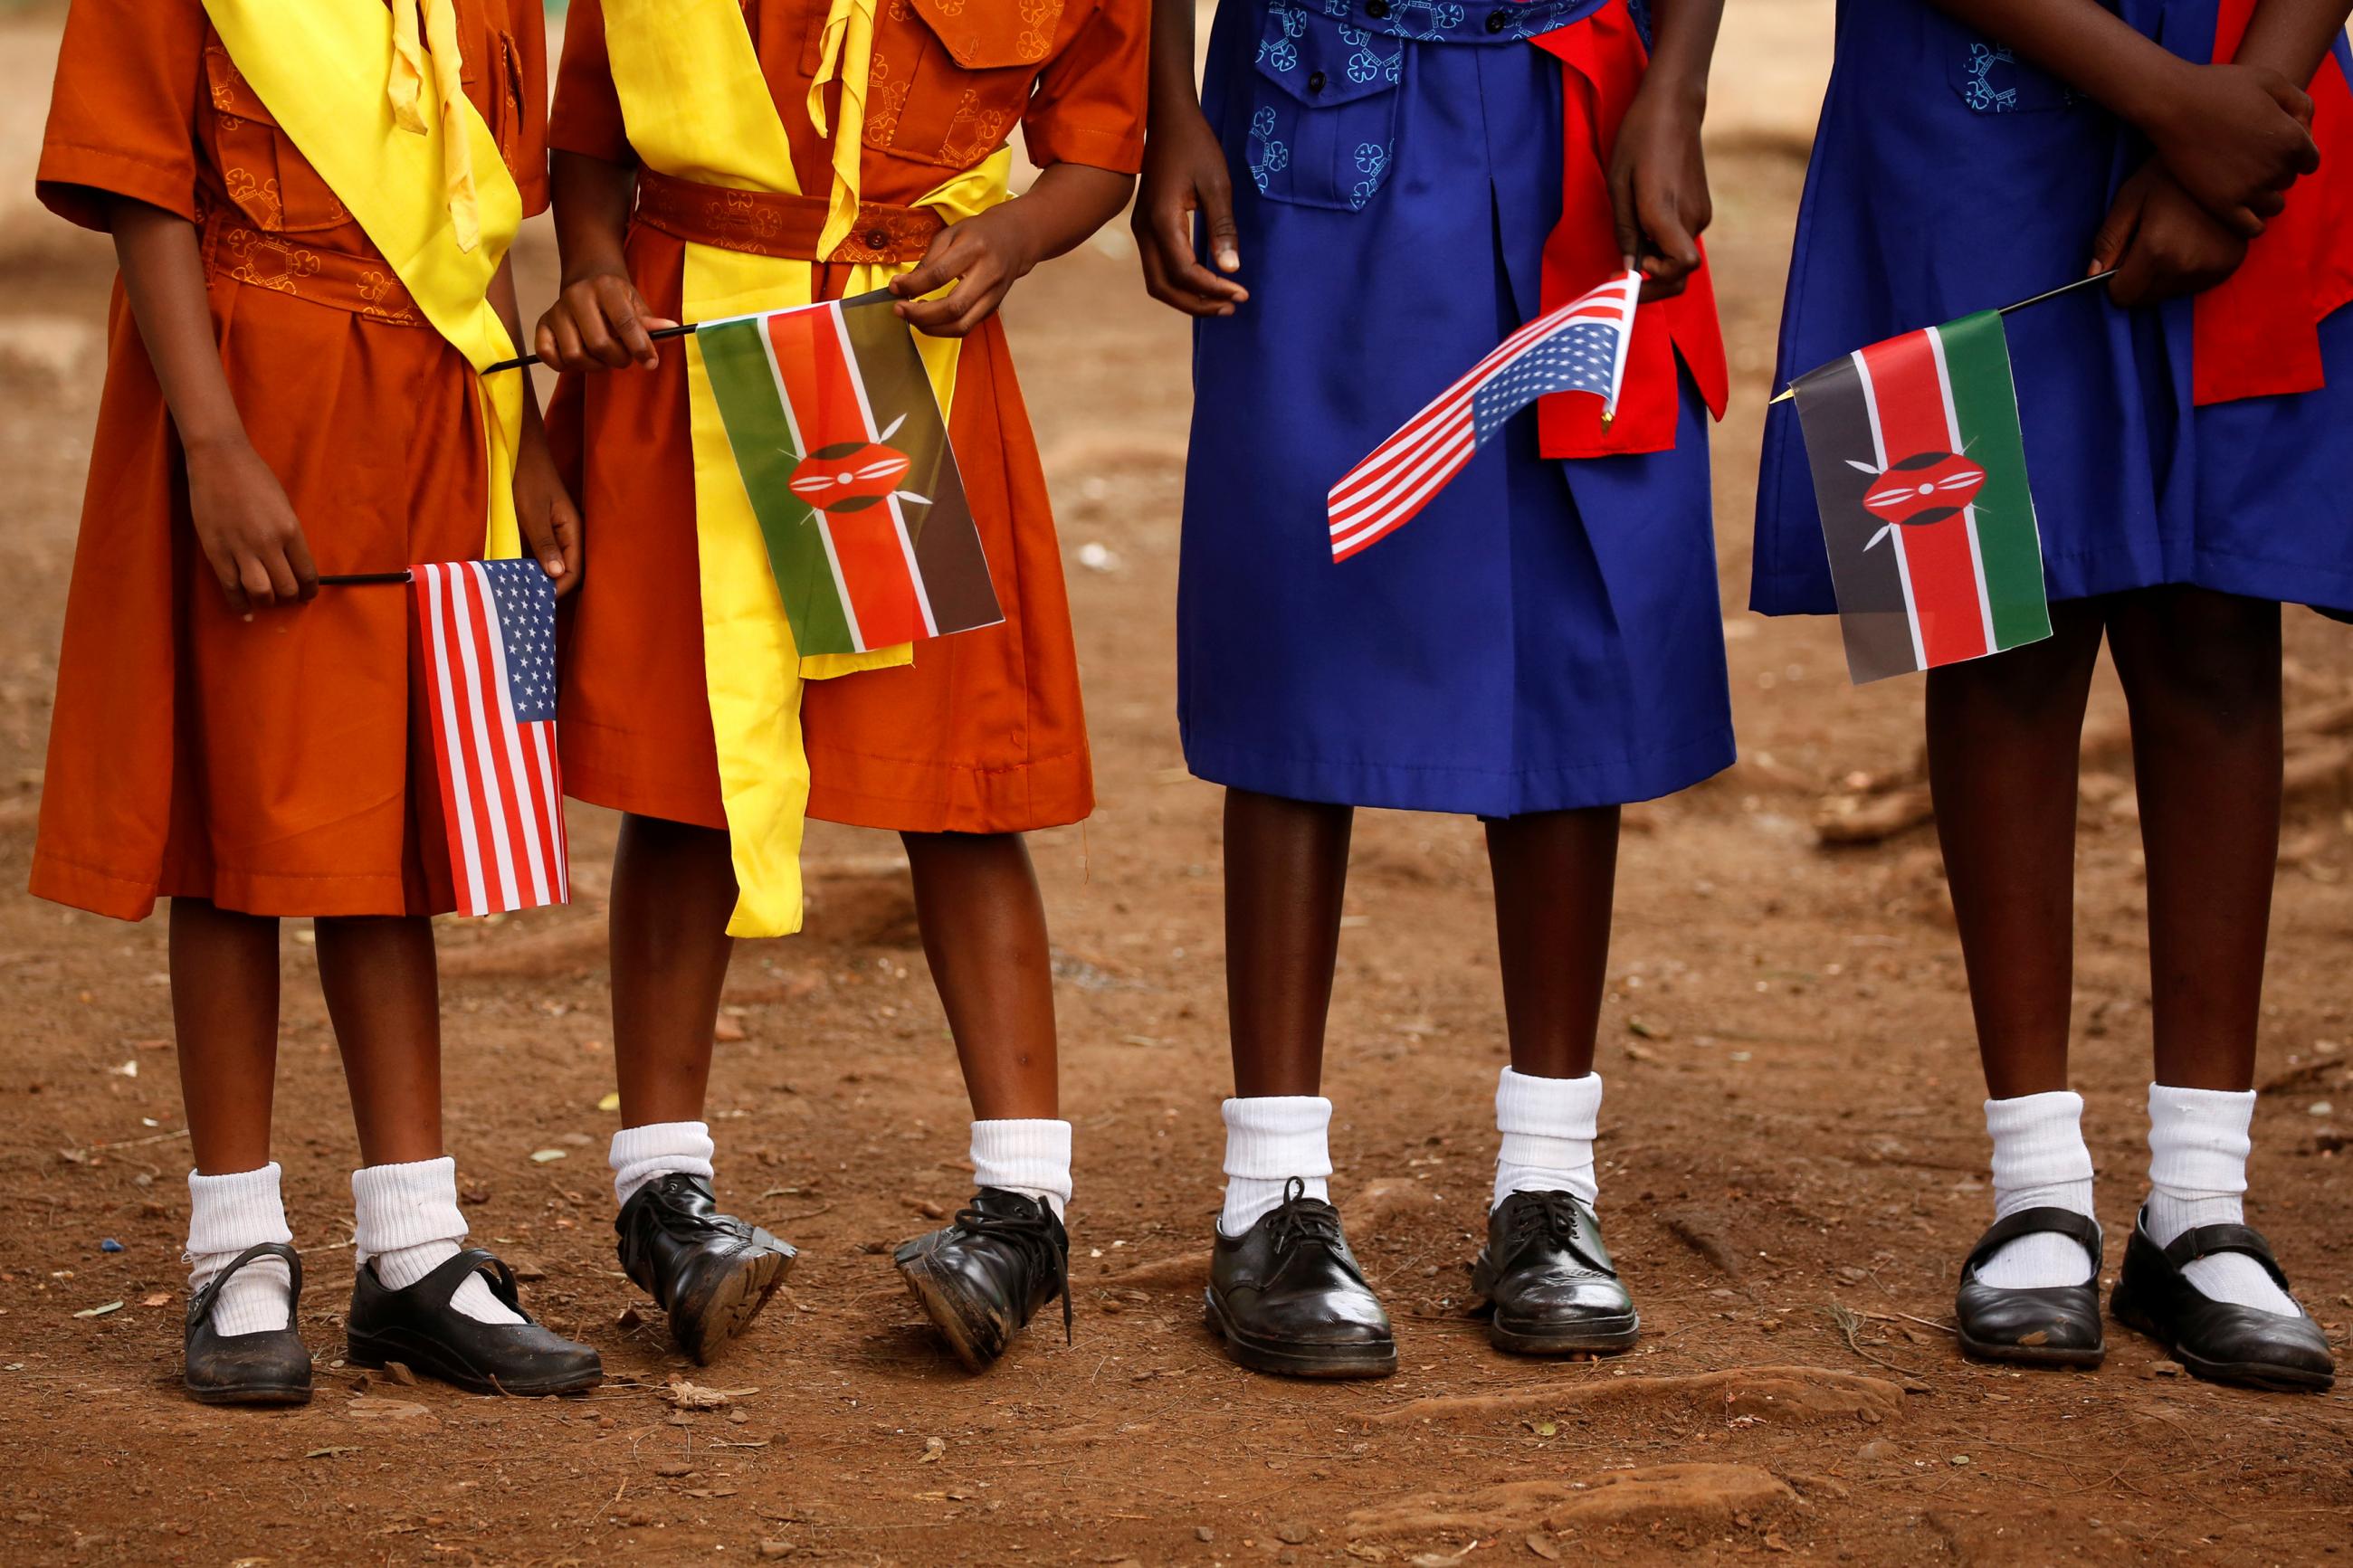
[1966,1206,2103,1273]
[186,1240,304,1329]
[2159,1221,2291,1289]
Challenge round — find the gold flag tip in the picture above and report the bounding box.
[1769,387,1795,405]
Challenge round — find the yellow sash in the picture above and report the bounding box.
[604,0,1011,937]
[198,0,524,562]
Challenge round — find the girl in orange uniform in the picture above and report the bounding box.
[34,0,596,1403]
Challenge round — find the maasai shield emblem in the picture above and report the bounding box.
[695,298,1004,657]
[1788,309,2053,684]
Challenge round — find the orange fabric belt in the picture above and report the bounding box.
[630,168,941,264]
[199,212,425,327]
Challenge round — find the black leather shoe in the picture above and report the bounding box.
[615,1173,796,1364]
[894,1188,1071,1372]
[1472,1191,1639,1355]
[1954,1207,2105,1368]
[1205,1179,1396,1379]
[348,1249,603,1396]
[2110,1208,2335,1392]
[184,1241,312,1406]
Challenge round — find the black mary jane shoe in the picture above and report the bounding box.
[893,1188,1072,1373]
[1472,1191,1639,1355]
[2110,1209,2336,1392]
[1954,1207,2106,1369]
[185,1241,313,1407]
[1205,1178,1397,1380]
[615,1173,797,1364]
[348,1248,604,1396]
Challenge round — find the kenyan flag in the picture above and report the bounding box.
[696,299,1002,656]
[1790,309,2052,684]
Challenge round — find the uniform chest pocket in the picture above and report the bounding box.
[1948,37,2082,115]
[1248,5,1404,213]
[860,0,1068,169]
[203,44,352,233]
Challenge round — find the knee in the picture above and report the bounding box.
[2121,593,2280,731]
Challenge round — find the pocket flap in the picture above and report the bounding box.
[905,0,1062,71]
[204,44,280,127]
[1255,8,1403,108]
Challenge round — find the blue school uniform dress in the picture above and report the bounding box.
[1178,0,1737,818]
[1754,0,2353,622]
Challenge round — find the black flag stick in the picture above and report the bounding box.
[474,285,904,375]
[317,570,415,587]
[1767,269,2117,405]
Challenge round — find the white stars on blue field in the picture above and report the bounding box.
[481,559,558,722]
[1470,320,1621,442]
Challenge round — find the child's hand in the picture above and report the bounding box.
[1609,79,1710,301]
[2146,62,2319,237]
[512,430,584,594]
[1134,101,1249,318]
[534,268,676,372]
[2092,158,2251,307]
[890,205,1043,338]
[186,439,319,615]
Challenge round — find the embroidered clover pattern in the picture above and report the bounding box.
[1961,43,2022,113]
[1250,105,1292,194]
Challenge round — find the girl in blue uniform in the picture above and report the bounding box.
[1137,0,1732,1376]
[1756,0,2349,1390]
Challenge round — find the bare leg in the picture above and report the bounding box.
[608,813,738,1127]
[1484,807,1620,1080]
[168,898,282,1174]
[903,831,1059,1119]
[313,915,445,1167]
[1223,787,1354,1097]
[1924,600,2107,1098]
[2104,587,2282,1093]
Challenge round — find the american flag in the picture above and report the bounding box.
[411,560,569,917]
[1328,269,1643,562]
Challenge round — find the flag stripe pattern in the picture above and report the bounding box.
[1789,309,2052,684]
[698,299,1003,656]
[413,560,569,917]
[1328,269,1641,562]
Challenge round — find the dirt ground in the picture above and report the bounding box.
[2,5,2350,1565]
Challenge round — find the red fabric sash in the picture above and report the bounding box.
[1531,0,1729,457]
[2194,0,2353,405]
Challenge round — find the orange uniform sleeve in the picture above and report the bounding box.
[505,0,553,216]
[1024,0,1148,176]
[547,0,636,167]
[36,0,209,233]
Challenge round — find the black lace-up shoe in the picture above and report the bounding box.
[347,1249,603,1395]
[184,1241,312,1406]
[1472,1190,1639,1354]
[2110,1207,2335,1392]
[893,1188,1071,1372]
[1953,1207,2105,1368]
[1205,1178,1396,1379]
[615,1173,796,1364]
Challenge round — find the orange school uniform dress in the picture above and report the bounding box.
[544,0,1146,837]
[31,0,548,920]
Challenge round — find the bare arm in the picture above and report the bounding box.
[1611,0,1725,299]
[2233,0,2353,90]
[1132,0,1248,317]
[1929,0,2320,234]
[535,150,674,372]
[110,196,317,614]
[891,160,1138,338]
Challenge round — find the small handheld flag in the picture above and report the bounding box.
[410,560,570,917]
[1786,309,2052,685]
[1328,269,1641,563]
[692,297,1003,658]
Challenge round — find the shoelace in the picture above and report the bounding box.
[1262,1176,1351,1260]
[1502,1192,1612,1276]
[953,1199,1073,1344]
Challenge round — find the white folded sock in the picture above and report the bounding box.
[1977,1091,2099,1289]
[186,1163,294,1336]
[970,1118,1072,1220]
[609,1120,717,1208]
[351,1156,523,1327]
[1219,1095,1332,1237]
[2145,1083,2300,1316]
[1492,1068,1602,1212]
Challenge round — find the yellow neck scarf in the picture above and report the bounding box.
[387,0,481,252]
[805,0,878,260]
